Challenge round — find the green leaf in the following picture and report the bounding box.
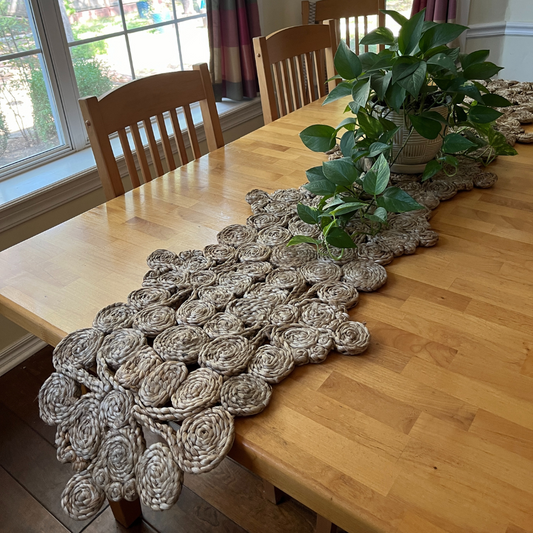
[306,166,326,182]
[372,153,390,194]
[442,133,477,153]
[464,61,503,80]
[360,27,395,46]
[408,114,442,140]
[385,83,407,113]
[329,201,367,216]
[382,10,408,27]
[300,125,337,152]
[397,61,427,98]
[481,93,513,107]
[323,81,353,105]
[323,159,360,187]
[453,81,485,104]
[351,78,371,114]
[364,206,388,223]
[340,130,356,156]
[325,227,358,248]
[359,52,378,71]
[392,57,422,83]
[427,53,457,74]
[469,105,503,124]
[368,142,391,157]
[422,110,449,125]
[421,160,442,182]
[304,180,336,195]
[336,117,357,132]
[334,40,363,80]
[376,187,424,212]
[371,71,392,101]
[297,204,319,224]
[461,49,490,70]
[357,110,384,139]
[287,235,321,247]
[419,23,468,53]
[379,126,400,145]
[398,9,425,55]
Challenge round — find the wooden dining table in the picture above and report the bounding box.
[1,97,533,533]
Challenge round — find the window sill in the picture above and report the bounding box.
[0,98,263,233]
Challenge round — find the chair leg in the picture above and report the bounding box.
[262,479,285,504]
[108,497,142,527]
[315,514,338,533]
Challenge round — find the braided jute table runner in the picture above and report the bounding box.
[38,127,511,521]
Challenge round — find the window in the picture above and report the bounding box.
[0,0,208,179]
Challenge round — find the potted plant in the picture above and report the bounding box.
[290,9,516,258]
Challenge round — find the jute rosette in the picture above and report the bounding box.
[270,243,317,268]
[334,321,371,355]
[268,303,300,326]
[417,228,440,247]
[220,374,272,416]
[217,224,257,248]
[356,242,394,266]
[247,213,284,230]
[136,442,183,511]
[370,230,419,257]
[236,242,271,262]
[250,199,268,213]
[388,212,431,233]
[271,324,334,365]
[300,260,342,284]
[248,344,295,384]
[170,368,223,420]
[175,299,216,326]
[245,188,270,205]
[153,324,208,364]
[127,287,174,309]
[156,270,188,291]
[288,218,321,238]
[198,335,255,376]
[216,271,253,296]
[314,281,359,309]
[203,312,246,338]
[412,190,440,210]
[197,285,234,310]
[98,328,146,371]
[93,303,137,334]
[99,388,134,429]
[257,225,292,246]
[342,259,387,292]
[297,299,349,329]
[142,268,172,289]
[115,346,162,391]
[180,254,215,273]
[225,296,274,327]
[203,243,237,264]
[245,283,289,305]
[61,469,105,521]
[138,361,188,407]
[185,269,217,288]
[265,269,305,290]
[53,327,104,371]
[147,249,177,269]
[234,261,273,281]
[39,372,80,426]
[263,200,296,216]
[133,305,176,336]
[473,170,498,188]
[424,178,458,201]
[271,187,304,204]
[177,406,235,474]
[323,245,359,265]
[446,172,474,191]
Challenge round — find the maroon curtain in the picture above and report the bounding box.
[207,0,261,101]
[411,0,457,23]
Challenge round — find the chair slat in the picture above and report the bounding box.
[183,104,201,160]
[345,17,350,49]
[287,56,302,109]
[143,118,164,177]
[295,54,309,106]
[130,121,152,183]
[156,113,176,171]
[272,62,287,117]
[315,49,327,98]
[304,52,318,101]
[169,108,189,166]
[364,16,368,53]
[281,59,295,113]
[118,128,140,188]
[355,17,359,54]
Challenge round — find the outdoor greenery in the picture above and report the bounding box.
[291,9,517,258]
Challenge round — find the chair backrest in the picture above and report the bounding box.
[302,0,386,54]
[253,23,337,125]
[79,63,224,201]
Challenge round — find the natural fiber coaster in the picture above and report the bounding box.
[198,335,255,376]
[197,285,234,310]
[177,406,235,474]
[473,171,498,188]
[288,218,321,238]
[53,327,104,372]
[268,303,300,326]
[127,287,174,309]
[153,325,208,364]
[270,243,317,268]
[248,344,295,384]
[300,260,342,283]
[170,368,223,420]
[203,312,246,338]
[217,271,254,296]
[203,243,237,264]
[245,284,289,304]
[297,299,348,329]
[133,305,176,336]
[220,374,272,416]
[314,281,359,309]
[175,299,216,326]
[138,361,188,407]
[61,470,105,521]
[136,442,184,511]
[93,303,138,334]
[115,346,162,391]
[98,328,147,371]
[237,242,271,262]
[257,225,292,246]
[245,188,270,205]
[356,243,394,266]
[234,261,273,281]
[185,270,217,288]
[342,259,387,292]
[226,296,274,327]
[266,269,306,290]
[217,224,257,248]
[334,321,370,355]
[147,249,177,269]
[271,324,334,365]
[39,372,80,426]
[417,228,440,247]
[99,389,134,430]
[271,188,304,204]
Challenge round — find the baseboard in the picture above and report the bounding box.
[0,334,47,377]
[468,22,533,39]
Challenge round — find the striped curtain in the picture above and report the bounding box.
[411,0,457,23]
[207,0,261,101]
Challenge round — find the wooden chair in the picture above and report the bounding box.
[302,0,386,54]
[79,63,224,201]
[253,23,337,125]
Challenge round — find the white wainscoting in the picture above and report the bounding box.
[0,334,47,377]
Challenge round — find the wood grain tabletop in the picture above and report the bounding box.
[0,98,532,533]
